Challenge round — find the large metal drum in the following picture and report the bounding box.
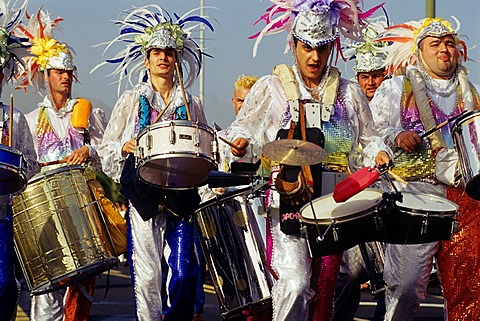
[12,165,118,295]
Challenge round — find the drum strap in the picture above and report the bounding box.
[77,272,111,303]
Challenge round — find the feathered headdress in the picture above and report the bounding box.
[15,8,77,92]
[343,15,389,73]
[91,4,215,94]
[249,0,385,59]
[376,17,467,76]
[0,0,31,85]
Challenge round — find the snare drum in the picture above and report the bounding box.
[136,120,217,189]
[195,187,272,319]
[300,189,386,257]
[383,192,459,244]
[12,165,118,295]
[0,145,26,195]
[452,110,480,199]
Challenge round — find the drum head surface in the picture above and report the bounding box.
[397,192,458,213]
[301,189,383,221]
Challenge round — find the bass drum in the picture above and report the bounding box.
[195,186,272,320]
[12,165,118,295]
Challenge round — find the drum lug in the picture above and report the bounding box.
[147,134,153,149]
[451,219,459,234]
[332,227,339,242]
[170,122,176,144]
[421,215,429,235]
[374,215,383,230]
[194,130,200,147]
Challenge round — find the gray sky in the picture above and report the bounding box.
[4,0,480,128]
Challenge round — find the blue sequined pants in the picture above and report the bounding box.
[128,206,198,321]
[0,206,18,321]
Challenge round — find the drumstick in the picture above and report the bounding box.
[39,159,67,167]
[420,110,467,139]
[8,94,13,147]
[218,136,241,152]
[175,62,192,121]
[388,170,408,186]
[152,101,172,124]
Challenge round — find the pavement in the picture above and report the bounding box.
[16,263,445,321]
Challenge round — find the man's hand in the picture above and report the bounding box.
[230,138,249,157]
[64,146,90,165]
[395,131,422,153]
[122,138,136,157]
[374,151,392,167]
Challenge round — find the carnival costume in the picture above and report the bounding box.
[15,9,106,321]
[370,17,480,320]
[95,5,213,321]
[223,1,388,320]
[0,1,38,319]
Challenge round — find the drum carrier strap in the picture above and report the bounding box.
[273,64,314,206]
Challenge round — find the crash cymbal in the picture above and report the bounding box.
[262,139,327,166]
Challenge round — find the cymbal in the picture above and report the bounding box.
[262,139,327,166]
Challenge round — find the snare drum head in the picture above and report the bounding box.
[301,189,383,222]
[396,192,458,214]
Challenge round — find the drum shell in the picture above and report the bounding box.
[382,192,458,244]
[12,166,118,295]
[0,145,26,195]
[452,109,480,199]
[300,189,386,257]
[195,187,272,319]
[136,120,217,189]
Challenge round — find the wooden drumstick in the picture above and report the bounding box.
[39,159,67,167]
[8,94,13,147]
[388,170,408,186]
[218,136,241,152]
[175,62,192,121]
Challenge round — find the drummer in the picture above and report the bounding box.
[369,17,480,320]
[96,4,214,321]
[222,1,392,320]
[16,8,106,321]
[0,1,38,319]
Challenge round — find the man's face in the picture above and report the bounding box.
[419,35,458,79]
[47,69,73,96]
[294,40,332,87]
[357,69,385,101]
[231,86,250,115]
[144,48,177,79]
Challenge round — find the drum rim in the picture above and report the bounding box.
[137,119,215,137]
[0,144,23,156]
[29,164,84,183]
[196,186,254,212]
[299,188,384,221]
[137,152,217,164]
[452,109,480,130]
[300,202,385,224]
[395,192,459,215]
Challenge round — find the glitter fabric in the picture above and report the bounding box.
[392,80,467,180]
[309,253,343,321]
[321,94,353,172]
[437,186,480,320]
[35,106,85,163]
